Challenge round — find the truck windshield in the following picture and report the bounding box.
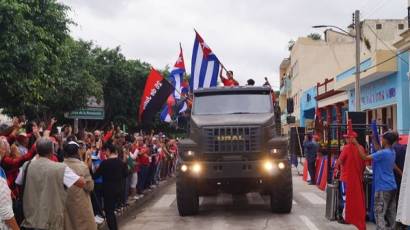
[193,91,272,115]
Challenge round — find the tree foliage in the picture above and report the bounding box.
[0,0,102,120]
[92,47,151,129]
[307,33,322,40]
[0,0,163,131]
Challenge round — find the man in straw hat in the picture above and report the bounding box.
[335,120,367,230]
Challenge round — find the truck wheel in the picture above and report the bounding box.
[270,164,293,213]
[176,175,199,216]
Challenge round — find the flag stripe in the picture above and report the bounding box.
[210,58,219,87]
[203,60,215,88]
[198,56,209,88]
[191,39,202,90]
[174,73,181,99]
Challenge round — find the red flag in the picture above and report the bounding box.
[139,68,173,124]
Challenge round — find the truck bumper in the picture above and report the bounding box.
[178,159,288,179]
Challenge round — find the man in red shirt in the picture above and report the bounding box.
[219,69,239,86]
[335,130,367,230]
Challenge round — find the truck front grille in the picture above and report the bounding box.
[203,126,261,153]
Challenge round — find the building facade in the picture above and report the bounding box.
[279,19,408,132]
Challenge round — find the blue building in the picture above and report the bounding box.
[334,50,410,134]
[300,86,317,127]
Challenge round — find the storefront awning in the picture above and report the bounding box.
[317,91,348,108]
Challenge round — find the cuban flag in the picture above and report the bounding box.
[160,105,172,123]
[160,95,175,123]
[190,31,220,90]
[169,45,186,99]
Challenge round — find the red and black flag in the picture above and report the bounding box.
[139,68,174,124]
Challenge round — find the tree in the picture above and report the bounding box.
[92,46,151,130]
[0,1,101,120]
[0,1,170,131]
[307,33,321,40]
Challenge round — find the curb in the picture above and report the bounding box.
[99,177,176,230]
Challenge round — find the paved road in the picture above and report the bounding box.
[121,169,375,230]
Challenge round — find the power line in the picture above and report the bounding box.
[362,0,390,19]
[365,24,409,65]
[359,48,409,74]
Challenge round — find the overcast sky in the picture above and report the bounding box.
[60,0,407,88]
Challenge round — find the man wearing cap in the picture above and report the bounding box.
[335,129,367,230]
[63,141,97,230]
[356,131,398,230]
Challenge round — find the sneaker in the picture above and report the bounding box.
[95,216,104,224]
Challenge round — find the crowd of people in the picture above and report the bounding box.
[303,125,408,230]
[0,117,179,230]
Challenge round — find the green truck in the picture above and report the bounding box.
[177,86,292,216]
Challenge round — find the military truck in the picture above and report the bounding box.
[177,86,292,216]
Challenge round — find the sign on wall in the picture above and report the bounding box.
[349,74,397,111]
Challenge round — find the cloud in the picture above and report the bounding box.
[61,0,407,88]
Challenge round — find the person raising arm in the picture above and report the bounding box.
[219,68,239,86]
[354,131,398,230]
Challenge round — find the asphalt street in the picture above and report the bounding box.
[120,169,376,230]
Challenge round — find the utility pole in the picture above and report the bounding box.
[408,0,410,27]
[354,10,361,112]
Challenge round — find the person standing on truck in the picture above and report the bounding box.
[219,68,239,86]
[334,130,367,230]
[303,133,319,185]
[246,79,255,86]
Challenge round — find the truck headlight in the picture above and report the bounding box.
[181,164,188,172]
[192,163,202,174]
[263,160,274,172]
[278,162,285,170]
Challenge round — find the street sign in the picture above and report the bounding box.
[65,107,105,120]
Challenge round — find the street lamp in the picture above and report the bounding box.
[312,25,353,37]
[312,10,361,112]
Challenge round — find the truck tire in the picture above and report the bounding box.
[270,164,293,213]
[176,175,199,216]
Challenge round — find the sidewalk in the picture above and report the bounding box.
[99,177,176,230]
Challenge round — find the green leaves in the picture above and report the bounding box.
[0,0,161,130]
[0,0,72,117]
